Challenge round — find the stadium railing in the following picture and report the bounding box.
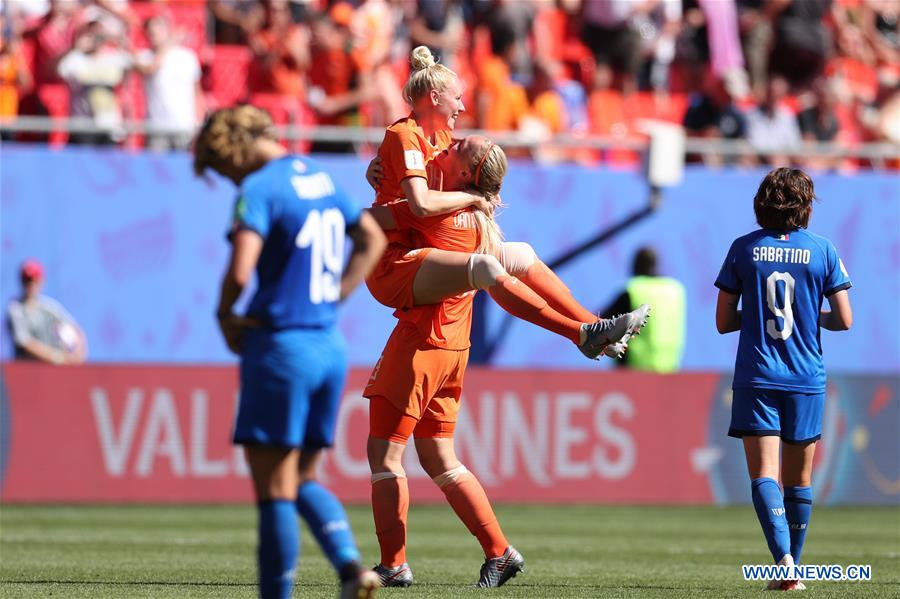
[2,116,898,166]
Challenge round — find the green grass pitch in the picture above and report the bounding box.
[1,504,897,597]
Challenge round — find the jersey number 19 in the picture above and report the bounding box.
[766,271,795,341]
[296,208,346,304]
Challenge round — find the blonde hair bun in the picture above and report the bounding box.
[410,46,436,71]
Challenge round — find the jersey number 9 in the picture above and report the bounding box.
[766,271,795,341]
[296,208,346,304]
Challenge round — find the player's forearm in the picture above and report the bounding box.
[216,275,244,318]
[342,214,387,300]
[20,339,66,364]
[716,310,741,334]
[819,310,851,331]
[412,190,478,217]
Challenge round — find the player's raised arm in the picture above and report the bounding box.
[342,211,387,301]
[819,289,853,331]
[715,289,742,334]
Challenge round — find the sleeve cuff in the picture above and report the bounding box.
[824,282,852,297]
[714,281,740,294]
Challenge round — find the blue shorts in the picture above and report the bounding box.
[234,327,347,449]
[728,388,824,444]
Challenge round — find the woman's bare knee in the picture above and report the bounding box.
[367,436,407,474]
[414,437,461,478]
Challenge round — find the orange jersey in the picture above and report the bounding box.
[374,114,452,246]
[387,201,480,351]
[365,114,454,310]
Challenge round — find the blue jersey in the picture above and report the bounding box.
[715,228,851,392]
[230,156,361,329]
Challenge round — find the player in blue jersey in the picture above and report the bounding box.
[193,106,386,599]
[715,167,853,591]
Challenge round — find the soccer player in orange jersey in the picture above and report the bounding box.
[367,46,648,361]
[363,137,649,589]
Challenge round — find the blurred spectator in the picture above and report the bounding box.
[683,73,747,136]
[745,76,802,165]
[602,247,686,373]
[307,6,374,153]
[209,0,263,45]
[0,14,33,131]
[485,0,535,82]
[476,26,528,131]
[635,0,682,91]
[247,0,310,96]
[677,0,710,79]
[7,259,87,365]
[57,18,132,145]
[134,15,203,151]
[22,0,79,88]
[769,0,833,91]
[587,64,636,164]
[737,0,772,96]
[351,0,406,125]
[408,0,462,69]
[864,0,899,66]
[580,0,645,94]
[798,78,840,142]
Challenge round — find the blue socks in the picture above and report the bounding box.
[296,481,361,574]
[784,486,812,564]
[257,500,298,599]
[751,477,792,563]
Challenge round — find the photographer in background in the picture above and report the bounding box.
[7,259,87,365]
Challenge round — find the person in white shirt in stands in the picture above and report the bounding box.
[134,15,204,151]
[57,18,132,145]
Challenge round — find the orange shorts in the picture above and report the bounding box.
[369,396,456,444]
[365,244,432,310]
[364,324,469,443]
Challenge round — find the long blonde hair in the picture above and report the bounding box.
[402,46,458,105]
[469,142,508,256]
[193,106,275,178]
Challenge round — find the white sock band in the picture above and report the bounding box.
[371,471,405,484]
[432,464,470,489]
[466,254,506,290]
[498,242,537,277]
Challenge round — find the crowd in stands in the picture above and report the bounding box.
[0,0,897,168]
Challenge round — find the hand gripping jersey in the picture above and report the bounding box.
[230,155,361,329]
[715,228,851,392]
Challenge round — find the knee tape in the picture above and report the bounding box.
[371,471,406,484]
[432,464,470,489]
[466,254,507,290]
[498,242,537,277]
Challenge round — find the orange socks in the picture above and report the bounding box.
[488,274,583,344]
[521,261,598,323]
[434,466,508,559]
[371,473,409,568]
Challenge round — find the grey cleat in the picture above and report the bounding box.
[372,562,413,588]
[476,546,525,588]
[340,569,380,599]
[579,304,651,360]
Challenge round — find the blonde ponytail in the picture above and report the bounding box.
[470,143,508,256]
[402,45,458,105]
